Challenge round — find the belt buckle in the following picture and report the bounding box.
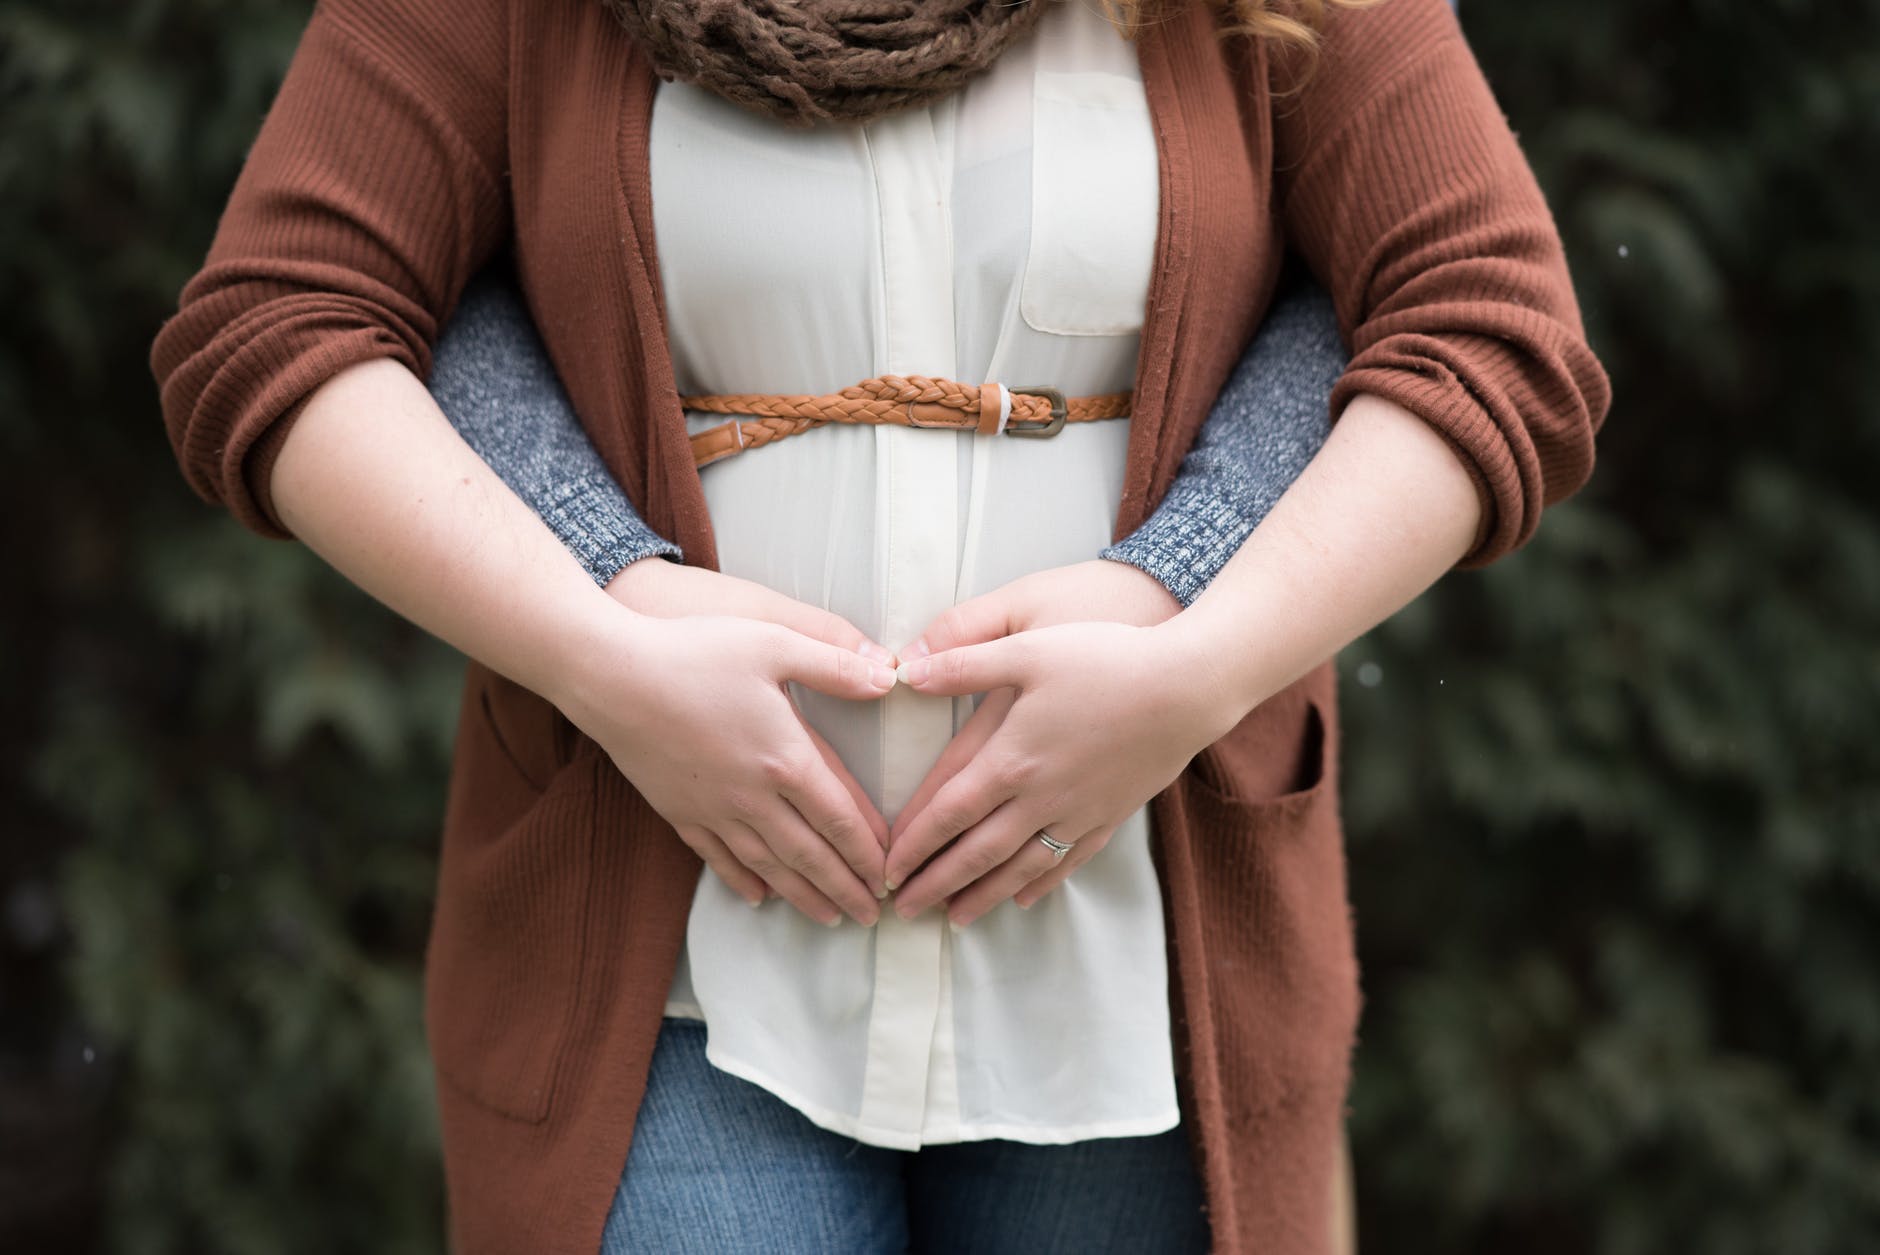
[1004,385,1066,438]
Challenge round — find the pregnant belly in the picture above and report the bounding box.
[691,414,1131,816]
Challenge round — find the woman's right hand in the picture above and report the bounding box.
[549,558,898,926]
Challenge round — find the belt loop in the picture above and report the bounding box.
[976,382,1005,437]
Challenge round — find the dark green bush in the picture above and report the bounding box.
[4,4,453,1249]
[2,1,1873,1251]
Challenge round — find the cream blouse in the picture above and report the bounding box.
[652,1,1177,1149]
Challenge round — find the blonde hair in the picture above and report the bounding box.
[1097,0,1379,59]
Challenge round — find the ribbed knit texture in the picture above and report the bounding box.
[148,2,1609,1251]
[429,266,682,585]
[427,262,1343,596]
[1098,276,1345,603]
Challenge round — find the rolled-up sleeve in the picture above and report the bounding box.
[1272,0,1612,567]
[149,0,510,537]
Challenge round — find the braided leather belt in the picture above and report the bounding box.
[684,375,1132,468]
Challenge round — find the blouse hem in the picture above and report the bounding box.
[698,1037,1182,1151]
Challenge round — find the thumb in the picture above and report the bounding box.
[896,636,1034,697]
[743,587,895,667]
[769,629,899,700]
[901,588,1029,662]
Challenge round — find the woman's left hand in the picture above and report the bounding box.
[884,561,1252,926]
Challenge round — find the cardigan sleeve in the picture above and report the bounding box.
[148,0,511,538]
[1271,0,1611,567]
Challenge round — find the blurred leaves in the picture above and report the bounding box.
[4,2,453,1250]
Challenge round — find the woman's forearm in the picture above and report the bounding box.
[1168,391,1483,715]
[430,268,683,587]
[269,356,626,709]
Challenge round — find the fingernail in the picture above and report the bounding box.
[824,914,843,929]
[870,664,898,689]
[948,913,970,933]
[746,892,764,908]
[901,638,931,662]
[896,658,930,685]
[874,885,889,900]
[1015,896,1033,910]
[857,640,895,666]
[883,878,899,893]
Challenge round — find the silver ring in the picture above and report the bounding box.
[1035,831,1074,861]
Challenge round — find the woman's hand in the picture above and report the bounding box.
[899,559,1183,651]
[888,390,1490,928]
[549,597,899,928]
[602,556,899,917]
[884,559,1177,919]
[607,559,896,662]
[885,563,1239,927]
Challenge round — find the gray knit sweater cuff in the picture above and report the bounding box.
[534,471,680,586]
[430,264,681,587]
[1099,279,1346,606]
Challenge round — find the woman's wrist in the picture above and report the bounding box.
[603,552,687,610]
[1151,596,1289,738]
[529,590,651,730]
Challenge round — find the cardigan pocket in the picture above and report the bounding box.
[1176,676,1362,1110]
[1190,679,1332,807]
[476,669,578,793]
[424,667,600,1123]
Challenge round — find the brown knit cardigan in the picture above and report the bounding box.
[149,0,1609,1250]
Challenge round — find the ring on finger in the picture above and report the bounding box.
[1034,829,1074,861]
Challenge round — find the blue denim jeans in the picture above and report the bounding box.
[601,1018,1211,1253]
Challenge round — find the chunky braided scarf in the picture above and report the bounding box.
[600,0,1053,126]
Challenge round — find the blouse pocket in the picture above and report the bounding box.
[1020,69,1160,338]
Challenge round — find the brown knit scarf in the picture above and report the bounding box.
[600,0,1053,126]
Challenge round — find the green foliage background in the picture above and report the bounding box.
[2,1,1875,1250]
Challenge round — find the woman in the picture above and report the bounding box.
[150,1,1609,1251]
